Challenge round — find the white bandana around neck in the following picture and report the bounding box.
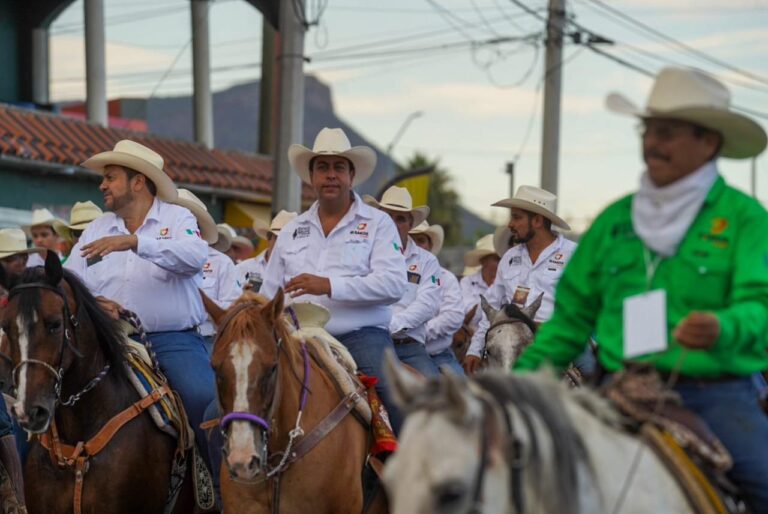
[631,161,718,257]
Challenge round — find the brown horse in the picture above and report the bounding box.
[451,304,477,364]
[204,289,386,514]
[0,252,194,514]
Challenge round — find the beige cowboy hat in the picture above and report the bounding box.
[464,234,498,267]
[213,223,236,253]
[232,236,254,253]
[409,221,444,255]
[53,201,103,241]
[81,140,178,202]
[362,186,430,227]
[492,185,570,231]
[254,210,298,240]
[0,228,45,259]
[606,67,767,159]
[289,301,331,329]
[22,208,61,235]
[172,189,218,245]
[288,128,377,186]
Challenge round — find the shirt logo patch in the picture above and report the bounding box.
[158,227,171,240]
[431,275,441,285]
[711,218,728,235]
[357,223,367,231]
[293,226,310,240]
[408,264,418,271]
[510,256,522,265]
[350,222,369,237]
[407,271,421,284]
[186,228,201,238]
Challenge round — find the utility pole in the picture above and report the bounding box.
[258,22,277,155]
[506,162,515,198]
[84,0,107,126]
[191,0,213,148]
[271,0,306,214]
[540,0,566,199]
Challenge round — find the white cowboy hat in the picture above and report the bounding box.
[0,228,45,259]
[289,301,331,329]
[53,201,103,241]
[213,223,236,253]
[606,67,767,159]
[254,210,298,240]
[492,185,570,231]
[409,221,444,255]
[172,189,218,245]
[81,140,178,202]
[362,186,430,227]
[288,128,377,186]
[464,234,498,267]
[22,208,61,235]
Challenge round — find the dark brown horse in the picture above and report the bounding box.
[0,252,194,514]
[204,290,387,514]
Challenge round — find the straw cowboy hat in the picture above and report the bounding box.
[362,186,430,227]
[254,210,298,240]
[606,67,767,159]
[22,208,61,235]
[288,128,377,186]
[464,234,498,267]
[409,221,444,255]
[492,185,570,231]
[53,201,103,241]
[213,223,236,253]
[172,189,218,245]
[81,140,178,202]
[0,228,45,259]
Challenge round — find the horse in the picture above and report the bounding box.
[451,305,477,364]
[0,251,194,514]
[203,289,387,514]
[480,293,543,370]
[382,355,696,514]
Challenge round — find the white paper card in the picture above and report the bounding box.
[623,289,668,358]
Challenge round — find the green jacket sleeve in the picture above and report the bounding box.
[514,212,607,372]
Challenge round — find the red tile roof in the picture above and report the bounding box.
[0,103,284,197]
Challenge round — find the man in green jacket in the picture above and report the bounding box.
[515,67,768,512]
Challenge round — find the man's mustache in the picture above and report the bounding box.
[644,149,670,162]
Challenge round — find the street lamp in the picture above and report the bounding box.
[386,111,424,175]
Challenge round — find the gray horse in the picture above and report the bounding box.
[481,292,543,371]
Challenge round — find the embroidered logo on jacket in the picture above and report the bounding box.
[158,227,171,240]
[185,228,201,237]
[293,226,310,240]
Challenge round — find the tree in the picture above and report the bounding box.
[401,152,462,246]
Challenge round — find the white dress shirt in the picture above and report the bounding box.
[200,247,242,337]
[260,194,407,336]
[390,237,441,345]
[235,250,268,291]
[460,270,493,331]
[65,198,209,332]
[467,234,577,358]
[425,267,464,355]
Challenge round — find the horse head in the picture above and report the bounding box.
[383,352,509,514]
[0,251,77,432]
[482,292,543,371]
[451,304,477,363]
[207,288,286,481]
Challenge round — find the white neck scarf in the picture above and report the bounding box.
[631,161,718,257]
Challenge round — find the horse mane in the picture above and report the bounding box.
[501,303,537,333]
[472,370,591,514]
[16,267,131,384]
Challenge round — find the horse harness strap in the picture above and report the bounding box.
[37,384,171,514]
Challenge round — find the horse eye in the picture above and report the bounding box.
[434,480,467,509]
[45,321,63,334]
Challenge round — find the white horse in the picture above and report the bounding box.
[383,355,694,514]
[481,293,542,370]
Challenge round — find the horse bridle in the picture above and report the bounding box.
[7,282,110,407]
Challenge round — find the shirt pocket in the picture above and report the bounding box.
[599,250,645,299]
[674,255,731,309]
[201,274,218,294]
[340,238,372,274]
[283,240,310,278]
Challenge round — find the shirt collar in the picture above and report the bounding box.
[305,192,373,230]
[110,197,163,234]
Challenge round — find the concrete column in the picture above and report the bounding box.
[191,0,213,148]
[31,27,49,105]
[540,0,566,199]
[272,0,306,213]
[84,0,107,126]
[258,21,277,155]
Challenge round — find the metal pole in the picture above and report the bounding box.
[192,0,213,148]
[272,0,306,213]
[84,0,107,126]
[506,162,515,198]
[540,0,566,200]
[258,22,277,155]
[31,27,49,105]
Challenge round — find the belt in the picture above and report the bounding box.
[658,372,746,386]
[146,326,201,336]
[393,336,422,346]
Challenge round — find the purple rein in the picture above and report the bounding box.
[220,412,270,432]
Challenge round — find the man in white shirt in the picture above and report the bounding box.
[464,186,576,374]
[259,128,408,431]
[410,221,464,375]
[460,229,508,333]
[173,189,241,353]
[64,140,215,467]
[235,210,297,292]
[364,187,441,378]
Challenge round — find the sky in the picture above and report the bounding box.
[48,0,768,231]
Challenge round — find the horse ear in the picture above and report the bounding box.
[480,295,497,322]
[262,288,285,325]
[523,292,544,319]
[383,348,423,410]
[44,250,63,287]
[465,304,478,325]
[199,289,226,325]
[444,372,469,422]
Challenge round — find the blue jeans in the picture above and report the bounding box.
[394,341,440,378]
[204,400,223,508]
[146,330,216,469]
[337,327,406,434]
[202,335,214,355]
[675,377,768,513]
[430,349,464,376]
[0,393,13,438]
